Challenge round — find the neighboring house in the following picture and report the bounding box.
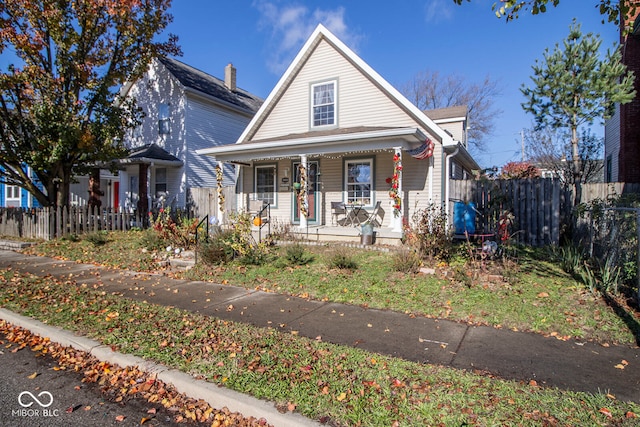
[604,11,640,183]
[0,166,42,208]
[197,24,478,241]
[72,57,263,216]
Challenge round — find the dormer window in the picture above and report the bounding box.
[311,80,336,128]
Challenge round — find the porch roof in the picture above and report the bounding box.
[196,126,428,163]
[118,144,183,167]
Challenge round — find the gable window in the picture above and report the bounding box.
[344,158,373,206]
[155,168,167,198]
[255,165,276,205]
[311,80,336,127]
[158,103,170,135]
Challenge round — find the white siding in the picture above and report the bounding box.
[239,153,439,228]
[254,40,423,141]
[125,61,186,153]
[435,121,464,143]
[185,95,253,189]
[124,61,188,207]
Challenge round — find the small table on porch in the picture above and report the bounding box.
[344,204,367,226]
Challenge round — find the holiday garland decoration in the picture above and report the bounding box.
[215,164,225,214]
[297,164,308,218]
[388,152,402,217]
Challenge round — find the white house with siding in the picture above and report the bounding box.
[197,24,478,243]
[83,57,262,215]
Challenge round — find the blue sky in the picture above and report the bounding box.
[166,0,619,169]
[0,0,620,169]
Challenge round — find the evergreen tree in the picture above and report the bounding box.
[520,19,635,205]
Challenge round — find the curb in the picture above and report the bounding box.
[0,308,321,427]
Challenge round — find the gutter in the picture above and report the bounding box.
[196,127,428,158]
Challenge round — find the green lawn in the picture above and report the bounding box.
[1,230,637,426]
[23,230,639,346]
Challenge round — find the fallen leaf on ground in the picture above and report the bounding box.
[27,372,38,379]
[599,408,612,418]
[115,414,126,422]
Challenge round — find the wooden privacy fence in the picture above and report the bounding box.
[450,180,640,247]
[450,178,570,246]
[0,207,146,240]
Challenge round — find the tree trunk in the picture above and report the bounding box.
[571,124,582,207]
[88,168,103,209]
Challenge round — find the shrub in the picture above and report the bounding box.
[557,245,585,277]
[409,203,453,261]
[139,228,165,251]
[84,231,108,246]
[284,243,315,266]
[197,230,235,265]
[328,248,358,270]
[61,234,80,242]
[237,243,272,266]
[392,247,422,274]
[148,207,197,249]
[577,262,599,293]
[599,256,622,294]
[270,219,294,241]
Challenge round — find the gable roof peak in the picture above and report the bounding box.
[236,22,453,145]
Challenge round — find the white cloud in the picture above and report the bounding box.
[253,1,362,74]
[424,0,454,23]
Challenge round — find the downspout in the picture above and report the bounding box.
[445,145,460,229]
[428,155,434,201]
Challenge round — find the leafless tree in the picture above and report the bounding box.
[524,127,604,186]
[400,70,502,151]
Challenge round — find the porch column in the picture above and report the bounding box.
[299,154,308,229]
[137,163,149,217]
[391,147,403,233]
[215,160,225,226]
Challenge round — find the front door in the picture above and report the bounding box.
[293,161,318,223]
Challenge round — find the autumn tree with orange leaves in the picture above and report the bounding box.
[0,0,180,208]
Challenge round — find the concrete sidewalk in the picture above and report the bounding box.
[0,249,639,406]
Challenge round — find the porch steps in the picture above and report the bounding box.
[167,250,195,270]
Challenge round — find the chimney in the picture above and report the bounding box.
[224,63,236,91]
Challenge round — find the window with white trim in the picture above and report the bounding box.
[311,80,336,127]
[344,159,372,206]
[255,165,276,205]
[155,167,167,198]
[6,185,20,202]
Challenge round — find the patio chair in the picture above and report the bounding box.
[331,201,347,226]
[367,201,384,227]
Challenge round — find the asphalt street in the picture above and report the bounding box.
[0,331,203,427]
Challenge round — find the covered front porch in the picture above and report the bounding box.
[198,127,440,246]
[261,223,403,246]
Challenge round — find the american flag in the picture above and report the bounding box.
[406,138,434,160]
